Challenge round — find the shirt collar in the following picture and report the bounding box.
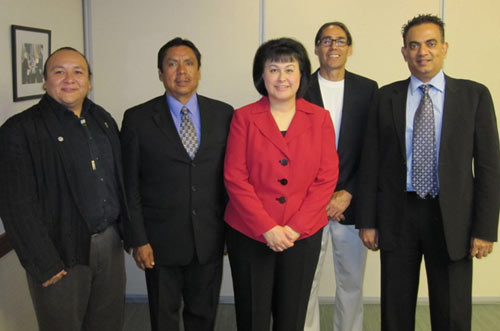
[409,70,445,94]
[45,93,91,120]
[166,93,198,117]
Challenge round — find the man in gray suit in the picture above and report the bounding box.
[357,14,500,331]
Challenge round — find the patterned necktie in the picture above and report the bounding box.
[412,84,438,198]
[180,107,199,159]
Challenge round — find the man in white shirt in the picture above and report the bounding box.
[304,21,378,331]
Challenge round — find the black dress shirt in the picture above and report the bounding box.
[47,95,120,233]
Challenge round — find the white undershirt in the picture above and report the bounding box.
[318,72,344,148]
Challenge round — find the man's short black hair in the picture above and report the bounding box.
[314,21,353,46]
[252,37,311,98]
[43,47,92,80]
[157,37,201,72]
[402,14,445,45]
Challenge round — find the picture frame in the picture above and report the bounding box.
[11,25,51,102]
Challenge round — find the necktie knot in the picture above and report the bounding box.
[181,107,189,116]
[419,84,431,94]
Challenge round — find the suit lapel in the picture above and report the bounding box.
[252,98,290,158]
[285,108,312,144]
[439,76,460,162]
[152,95,188,157]
[337,71,354,153]
[391,80,409,157]
[307,70,325,108]
[196,95,214,157]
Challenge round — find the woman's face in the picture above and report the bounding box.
[262,58,301,103]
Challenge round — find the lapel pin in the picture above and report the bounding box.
[57,136,64,142]
[104,121,109,128]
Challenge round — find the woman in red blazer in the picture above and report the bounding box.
[224,38,339,331]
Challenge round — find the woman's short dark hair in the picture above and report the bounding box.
[253,38,311,98]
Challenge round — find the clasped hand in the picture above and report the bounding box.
[263,225,300,252]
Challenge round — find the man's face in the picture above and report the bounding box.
[314,25,352,72]
[401,23,448,82]
[43,50,91,113]
[159,46,201,104]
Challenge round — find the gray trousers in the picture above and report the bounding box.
[27,225,126,331]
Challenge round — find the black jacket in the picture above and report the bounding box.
[0,95,129,282]
[121,94,233,266]
[304,70,378,225]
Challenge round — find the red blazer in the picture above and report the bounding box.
[224,97,339,243]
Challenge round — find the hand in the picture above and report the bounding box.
[263,226,294,252]
[326,190,352,222]
[359,228,379,251]
[42,269,67,287]
[133,243,155,270]
[283,225,300,242]
[470,238,494,259]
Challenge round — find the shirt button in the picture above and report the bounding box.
[278,178,288,185]
[276,196,286,204]
[279,159,288,166]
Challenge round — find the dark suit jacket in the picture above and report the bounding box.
[121,94,233,266]
[356,75,500,260]
[304,70,378,225]
[0,94,129,283]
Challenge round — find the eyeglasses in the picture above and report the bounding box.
[318,37,348,47]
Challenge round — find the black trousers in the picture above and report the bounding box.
[226,225,322,331]
[145,256,223,331]
[380,193,472,331]
[27,225,126,331]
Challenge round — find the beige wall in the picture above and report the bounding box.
[0,0,84,329]
[0,4,499,329]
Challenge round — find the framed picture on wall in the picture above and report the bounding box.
[11,25,51,102]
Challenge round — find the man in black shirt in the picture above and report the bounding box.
[0,47,128,331]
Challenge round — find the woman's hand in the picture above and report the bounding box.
[263,226,294,252]
[283,225,300,242]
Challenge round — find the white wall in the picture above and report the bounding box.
[88,0,500,302]
[0,0,84,329]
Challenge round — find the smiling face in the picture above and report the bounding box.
[315,25,352,74]
[401,23,448,82]
[262,59,301,103]
[43,49,91,115]
[159,45,201,104]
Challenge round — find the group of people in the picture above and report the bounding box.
[0,13,498,331]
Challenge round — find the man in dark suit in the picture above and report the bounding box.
[121,37,233,331]
[303,21,378,331]
[0,47,127,331]
[356,14,500,331]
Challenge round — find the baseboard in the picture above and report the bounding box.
[126,295,500,305]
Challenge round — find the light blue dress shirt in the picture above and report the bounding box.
[166,93,201,146]
[405,70,446,192]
